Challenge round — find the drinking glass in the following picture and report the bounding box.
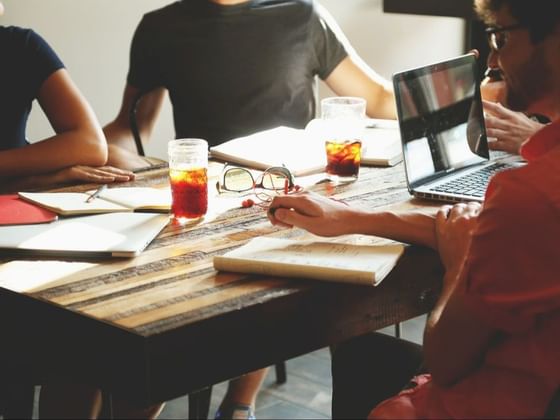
[168,138,208,223]
[321,97,366,182]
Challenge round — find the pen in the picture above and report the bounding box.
[85,184,107,203]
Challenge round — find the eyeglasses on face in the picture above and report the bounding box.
[216,165,295,194]
[485,23,525,52]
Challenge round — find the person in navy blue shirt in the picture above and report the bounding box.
[0,2,134,192]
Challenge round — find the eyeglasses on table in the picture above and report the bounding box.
[215,164,300,207]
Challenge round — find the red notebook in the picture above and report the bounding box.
[0,194,58,225]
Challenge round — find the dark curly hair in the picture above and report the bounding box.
[475,0,560,44]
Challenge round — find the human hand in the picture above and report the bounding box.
[267,191,356,237]
[483,100,545,155]
[48,165,135,185]
[435,202,481,275]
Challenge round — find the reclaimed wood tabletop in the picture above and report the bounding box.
[0,162,443,405]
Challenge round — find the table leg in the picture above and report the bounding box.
[188,387,212,420]
[100,390,114,419]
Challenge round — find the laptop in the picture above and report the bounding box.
[393,53,517,203]
[0,212,169,258]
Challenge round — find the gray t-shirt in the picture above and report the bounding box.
[128,0,347,146]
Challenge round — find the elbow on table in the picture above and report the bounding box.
[76,126,109,167]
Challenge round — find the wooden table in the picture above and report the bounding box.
[0,163,443,408]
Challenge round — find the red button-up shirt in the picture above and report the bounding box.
[372,120,560,419]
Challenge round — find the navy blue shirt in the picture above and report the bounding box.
[0,26,64,150]
[128,0,347,146]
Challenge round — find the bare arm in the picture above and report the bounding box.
[269,193,495,387]
[315,2,395,120]
[103,84,166,169]
[267,192,437,248]
[0,165,135,193]
[325,56,396,120]
[0,69,107,177]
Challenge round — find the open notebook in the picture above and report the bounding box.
[0,212,169,258]
[19,187,171,216]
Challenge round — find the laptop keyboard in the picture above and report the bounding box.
[430,162,510,198]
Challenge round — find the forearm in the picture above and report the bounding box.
[0,129,106,177]
[103,120,138,153]
[349,208,438,248]
[325,57,396,120]
[0,172,65,193]
[1,165,135,193]
[365,84,396,120]
[103,85,166,153]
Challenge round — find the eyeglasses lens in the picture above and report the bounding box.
[493,32,506,50]
[223,168,254,192]
[261,170,290,190]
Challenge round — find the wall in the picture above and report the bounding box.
[2,0,464,160]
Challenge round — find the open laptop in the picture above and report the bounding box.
[393,53,517,203]
[0,212,169,258]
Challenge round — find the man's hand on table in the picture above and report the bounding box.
[267,191,355,237]
[435,202,481,274]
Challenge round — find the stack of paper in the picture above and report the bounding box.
[210,126,326,176]
[362,119,403,166]
[210,124,403,176]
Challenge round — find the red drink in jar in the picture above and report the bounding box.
[325,140,362,179]
[169,167,208,220]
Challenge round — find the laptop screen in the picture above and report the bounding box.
[393,54,489,188]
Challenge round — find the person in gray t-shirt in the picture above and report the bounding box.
[104,0,396,170]
[103,2,395,417]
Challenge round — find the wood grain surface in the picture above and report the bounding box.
[0,163,443,404]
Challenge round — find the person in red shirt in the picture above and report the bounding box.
[266,0,560,417]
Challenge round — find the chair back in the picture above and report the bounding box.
[129,91,146,157]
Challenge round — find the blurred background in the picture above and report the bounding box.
[2,0,464,160]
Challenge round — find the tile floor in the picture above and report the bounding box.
[160,315,426,419]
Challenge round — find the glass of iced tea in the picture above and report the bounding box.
[168,138,208,223]
[321,97,366,183]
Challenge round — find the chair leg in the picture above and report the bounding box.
[100,390,114,419]
[1,383,35,419]
[188,386,212,420]
[275,361,287,385]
